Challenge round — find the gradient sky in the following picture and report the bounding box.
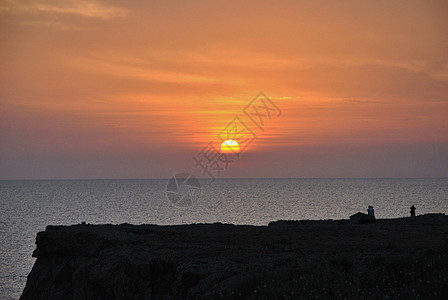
[1,0,447,179]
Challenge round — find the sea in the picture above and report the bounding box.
[0,178,447,299]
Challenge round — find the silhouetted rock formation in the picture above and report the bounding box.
[21,214,448,299]
[349,212,376,224]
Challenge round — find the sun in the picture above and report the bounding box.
[221,140,239,153]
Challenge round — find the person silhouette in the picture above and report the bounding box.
[410,205,416,217]
[367,205,375,218]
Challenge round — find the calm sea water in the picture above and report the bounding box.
[0,178,447,299]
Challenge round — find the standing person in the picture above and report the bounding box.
[410,205,416,217]
[367,205,375,218]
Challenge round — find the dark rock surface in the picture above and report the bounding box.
[349,212,376,224]
[21,214,448,299]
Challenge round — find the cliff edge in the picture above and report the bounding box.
[21,214,448,299]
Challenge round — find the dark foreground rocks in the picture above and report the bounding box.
[21,214,448,299]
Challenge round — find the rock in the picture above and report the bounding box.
[20,215,448,299]
[350,212,376,224]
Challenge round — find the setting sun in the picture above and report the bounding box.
[221,140,239,153]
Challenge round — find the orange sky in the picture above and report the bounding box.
[1,0,447,179]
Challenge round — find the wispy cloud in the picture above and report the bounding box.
[343,99,382,104]
[66,55,218,84]
[0,0,127,19]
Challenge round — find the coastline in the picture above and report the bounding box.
[21,214,448,299]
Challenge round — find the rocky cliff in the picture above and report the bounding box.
[21,214,448,299]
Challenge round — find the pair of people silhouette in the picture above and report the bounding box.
[367,205,375,218]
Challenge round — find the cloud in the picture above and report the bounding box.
[64,54,219,85]
[343,99,382,104]
[0,0,127,19]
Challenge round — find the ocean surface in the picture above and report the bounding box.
[1,178,447,299]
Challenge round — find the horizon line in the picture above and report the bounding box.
[1,176,447,181]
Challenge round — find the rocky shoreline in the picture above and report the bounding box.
[20,214,448,299]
